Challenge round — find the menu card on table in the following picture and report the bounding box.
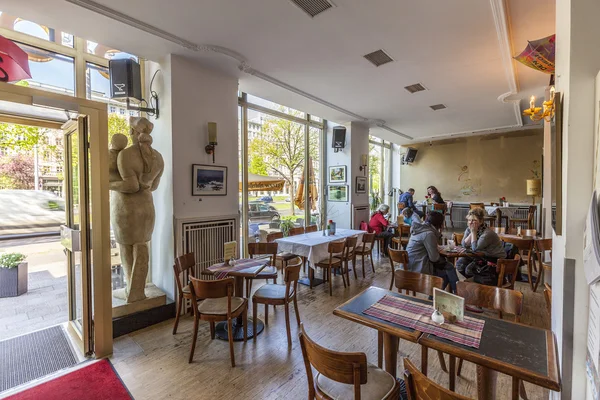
[433,288,465,322]
[223,241,237,263]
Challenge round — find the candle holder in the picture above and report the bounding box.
[205,122,218,163]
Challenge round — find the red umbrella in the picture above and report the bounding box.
[0,35,32,83]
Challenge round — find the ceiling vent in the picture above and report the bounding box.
[363,50,394,67]
[430,104,447,111]
[404,83,427,94]
[289,0,334,17]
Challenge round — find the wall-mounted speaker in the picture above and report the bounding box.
[332,126,346,152]
[109,59,142,101]
[404,148,418,164]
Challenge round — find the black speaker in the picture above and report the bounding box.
[332,126,346,150]
[109,59,142,101]
[404,148,418,163]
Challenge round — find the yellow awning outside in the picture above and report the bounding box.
[239,173,285,192]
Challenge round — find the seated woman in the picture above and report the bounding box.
[368,204,394,256]
[427,186,445,204]
[401,207,421,226]
[406,212,459,293]
[457,207,506,283]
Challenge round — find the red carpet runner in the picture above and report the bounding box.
[5,359,132,400]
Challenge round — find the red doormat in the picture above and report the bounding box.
[5,359,133,400]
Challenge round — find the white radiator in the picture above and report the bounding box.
[449,204,539,230]
[352,204,370,230]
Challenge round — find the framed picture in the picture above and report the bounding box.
[355,176,367,194]
[192,164,227,196]
[328,185,349,202]
[329,165,347,183]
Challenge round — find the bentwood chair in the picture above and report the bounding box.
[391,225,411,250]
[355,233,376,277]
[451,232,464,246]
[496,255,521,290]
[387,247,409,291]
[501,236,536,291]
[188,276,248,367]
[314,240,346,295]
[246,242,278,296]
[404,359,470,400]
[267,231,297,276]
[455,281,525,396]
[469,203,496,226]
[299,323,401,400]
[172,253,196,334]
[289,226,305,236]
[253,257,302,346]
[339,236,358,281]
[534,238,552,292]
[305,224,318,233]
[509,205,537,230]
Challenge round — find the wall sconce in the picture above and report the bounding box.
[205,122,217,163]
[523,86,555,122]
[359,154,368,176]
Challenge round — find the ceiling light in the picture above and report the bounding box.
[404,83,427,94]
[430,104,447,111]
[363,50,394,67]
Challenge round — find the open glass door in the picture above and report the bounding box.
[61,116,94,355]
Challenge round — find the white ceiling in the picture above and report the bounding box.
[2,0,555,144]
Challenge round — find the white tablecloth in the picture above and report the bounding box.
[484,206,519,218]
[275,228,365,267]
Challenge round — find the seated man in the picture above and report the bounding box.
[368,204,394,256]
[399,188,424,218]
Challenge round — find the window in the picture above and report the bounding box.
[86,63,110,102]
[119,108,125,115]
[14,43,75,95]
[86,41,137,61]
[246,94,305,118]
[109,106,117,113]
[0,11,73,47]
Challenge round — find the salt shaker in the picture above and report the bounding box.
[431,308,445,325]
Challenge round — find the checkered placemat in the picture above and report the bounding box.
[207,258,268,279]
[363,294,485,348]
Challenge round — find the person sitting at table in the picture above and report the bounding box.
[456,207,507,284]
[399,188,424,218]
[406,212,459,293]
[369,204,394,256]
[402,207,421,226]
[427,186,444,204]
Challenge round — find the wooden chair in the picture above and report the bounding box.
[246,242,279,297]
[469,203,496,226]
[445,201,454,229]
[172,252,196,334]
[299,323,401,400]
[404,359,470,400]
[253,257,302,346]
[188,276,247,367]
[289,226,305,236]
[314,240,346,296]
[305,224,318,233]
[455,281,524,395]
[509,205,537,230]
[500,236,536,291]
[355,233,376,277]
[490,226,506,234]
[433,203,447,229]
[267,231,297,275]
[340,236,358,281]
[392,225,411,250]
[496,255,521,290]
[534,238,552,292]
[451,232,464,246]
[469,202,485,210]
[387,247,409,291]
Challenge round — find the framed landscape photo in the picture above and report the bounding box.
[355,176,367,194]
[328,185,349,202]
[192,164,227,196]
[329,165,347,183]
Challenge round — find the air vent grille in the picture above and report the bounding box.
[430,104,447,111]
[363,50,394,67]
[290,0,333,17]
[404,83,427,94]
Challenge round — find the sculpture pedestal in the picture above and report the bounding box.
[112,283,166,318]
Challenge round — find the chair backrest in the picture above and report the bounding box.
[469,202,485,210]
[289,226,305,236]
[457,281,523,322]
[173,253,196,295]
[404,359,470,400]
[500,236,534,253]
[395,269,444,297]
[452,232,464,244]
[361,232,375,246]
[535,238,552,265]
[433,203,446,212]
[344,236,358,257]
[527,205,537,226]
[189,276,234,301]
[544,287,552,315]
[400,225,411,237]
[248,242,278,266]
[495,256,520,289]
[397,215,405,226]
[491,227,506,234]
[266,231,283,243]
[328,240,346,256]
[388,247,409,266]
[284,257,302,298]
[305,225,318,233]
[299,323,367,399]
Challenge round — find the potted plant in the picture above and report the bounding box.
[0,253,27,298]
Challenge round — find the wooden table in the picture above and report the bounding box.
[202,259,269,341]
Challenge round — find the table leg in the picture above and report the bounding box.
[383,332,399,377]
[449,355,456,392]
[421,345,428,376]
[298,266,324,287]
[215,276,265,341]
[476,365,498,400]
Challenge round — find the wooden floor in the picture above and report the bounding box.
[111,255,550,400]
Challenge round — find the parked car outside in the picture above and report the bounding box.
[259,195,273,203]
[248,202,280,222]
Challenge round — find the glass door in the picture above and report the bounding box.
[61,116,93,355]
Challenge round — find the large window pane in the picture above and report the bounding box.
[86,41,137,61]
[14,43,74,95]
[247,94,305,118]
[0,11,73,47]
[309,126,322,228]
[369,143,382,211]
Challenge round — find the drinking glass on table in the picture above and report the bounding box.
[448,239,455,249]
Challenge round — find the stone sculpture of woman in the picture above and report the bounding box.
[109,117,164,303]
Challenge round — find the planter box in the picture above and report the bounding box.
[0,262,28,297]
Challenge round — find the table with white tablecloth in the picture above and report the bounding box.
[484,206,519,229]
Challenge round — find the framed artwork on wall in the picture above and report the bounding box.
[355,176,367,194]
[329,165,347,183]
[192,164,227,196]
[328,185,349,202]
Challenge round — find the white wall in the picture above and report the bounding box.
[350,121,370,209]
[326,121,352,228]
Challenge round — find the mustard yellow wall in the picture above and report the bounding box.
[399,130,543,204]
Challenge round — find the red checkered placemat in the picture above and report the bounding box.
[207,258,268,279]
[363,294,485,348]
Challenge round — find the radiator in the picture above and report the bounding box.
[352,205,370,230]
[449,204,539,231]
